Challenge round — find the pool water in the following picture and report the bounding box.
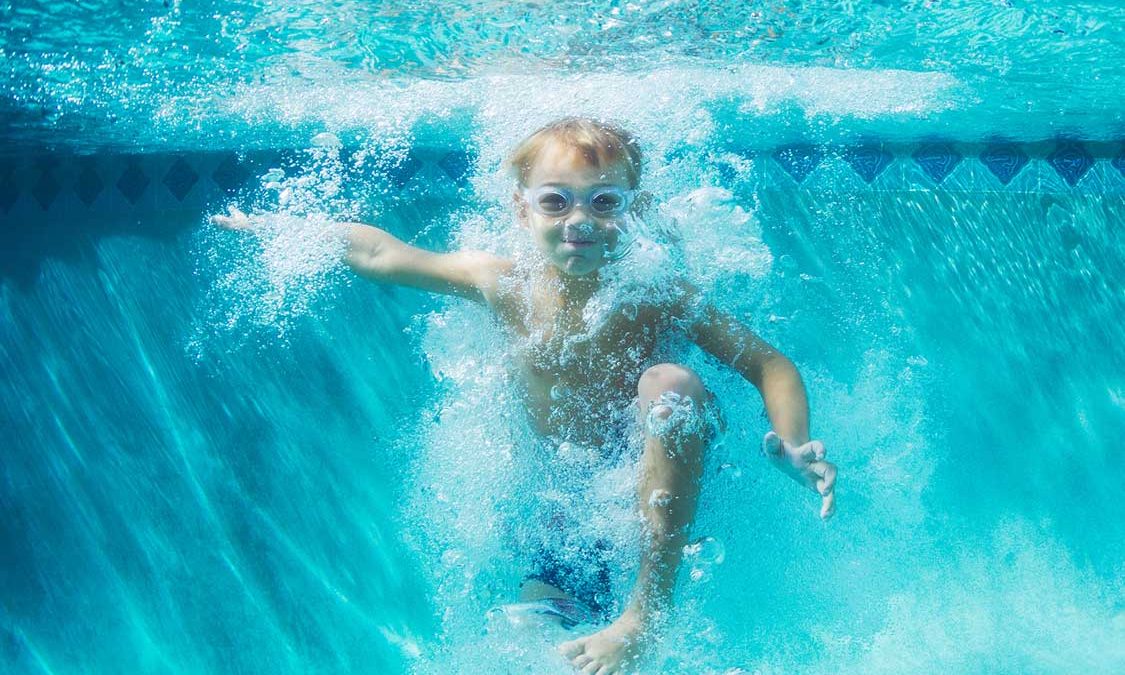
[2,2,1124,673]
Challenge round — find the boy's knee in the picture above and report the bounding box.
[638,364,712,442]
[637,363,705,401]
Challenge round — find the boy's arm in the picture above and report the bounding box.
[687,301,837,518]
[341,221,507,303]
[211,207,509,304]
[686,304,809,444]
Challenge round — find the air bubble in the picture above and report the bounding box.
[717,462,742,479]
[311,131,342,148]
[645,391,701,437]
[441,548,465,568]
[683,535,725,566]
[549,384,570,401]
[648,488,672,508]
[645,403,674,435]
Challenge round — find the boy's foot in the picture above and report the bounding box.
[558,609,644,674]
[491,596,596,631]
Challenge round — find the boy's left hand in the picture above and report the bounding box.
[763,431,837,519]
[210,206,254,231]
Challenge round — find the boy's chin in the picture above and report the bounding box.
[557,257,604,277]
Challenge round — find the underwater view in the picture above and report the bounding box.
[2,1,1124,673]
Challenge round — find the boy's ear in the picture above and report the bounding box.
[513,190,529,226]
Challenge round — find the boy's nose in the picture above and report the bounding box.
[561,205,598,227]
[562,220,595,238]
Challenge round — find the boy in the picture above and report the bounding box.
[213,117,836,674]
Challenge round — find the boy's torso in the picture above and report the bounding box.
[488,265,684,445]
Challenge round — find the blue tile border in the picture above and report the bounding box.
[30,170,57,210]
[1046,141,1094,187]
[842,144,894,183]
[212,154,251,192]
[979,142,1030,186]
[75,157,104,206]
[116,159,150,205]
[772,144,825,183]
[912,142,963,184]
[163,157,199,201]
[437,149,473,185]
[0,139,1122,223]
[0,178,17,213]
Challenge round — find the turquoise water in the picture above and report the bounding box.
[3,1,1125,673]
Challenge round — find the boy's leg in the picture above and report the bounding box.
[519,578,572,603]
[511,579,597,630]
[631,363,712,612]
[560,363,713,672]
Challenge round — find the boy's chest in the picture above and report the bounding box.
[514,302,663,382]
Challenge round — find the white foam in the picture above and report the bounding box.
[221,62,959,154]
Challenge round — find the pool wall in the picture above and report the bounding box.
[2,137,1121,287]
[2,133,1123,673]
[2,139,1122,218]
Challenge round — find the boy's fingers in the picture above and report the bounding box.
[211,214,240,229]
[820,490,836,519]
[558,639,584,658]
[798,441,826,464]
[211,206,251,230]
[815,462,837,495]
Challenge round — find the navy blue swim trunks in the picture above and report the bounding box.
[524,540,615,621]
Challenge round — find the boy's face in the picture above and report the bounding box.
[515,140,634,278]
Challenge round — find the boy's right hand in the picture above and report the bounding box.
[763,431,837,520]
[210,206,253,231]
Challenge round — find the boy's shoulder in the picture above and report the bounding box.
[456,249,514,304]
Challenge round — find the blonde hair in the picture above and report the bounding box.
[506,117,643,188]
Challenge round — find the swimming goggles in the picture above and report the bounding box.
[522,185,634,218]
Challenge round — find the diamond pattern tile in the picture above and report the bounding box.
[117,161,150,204]
[75,160,104,206]
[980,143,1029,185]
[437,150,473,184]
[212,154,250,191]
[1109,146,1124,178]
[0,179,18,213]
[1047,141,1093,187]
[390,153,424,188]
[772,145,825,183]
[2,140,1122,222]
[912,143,962,184]
[163,157,199,201]
[716,160,739,186]
[842,144,894,183]
[32,168,61,210]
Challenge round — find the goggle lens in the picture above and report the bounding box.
[536,191,570,215]
[591,191,625,213]
[526,187,631,217]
